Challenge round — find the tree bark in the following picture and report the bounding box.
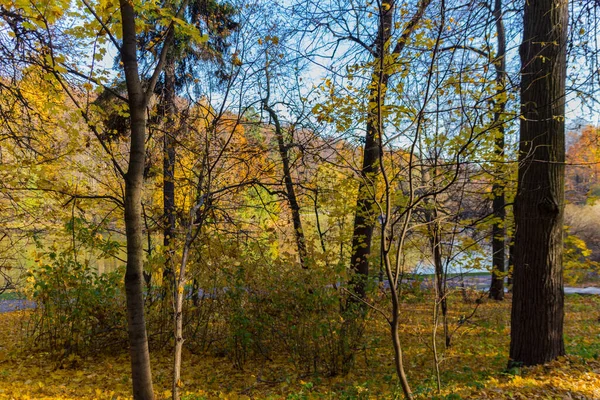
[119,1,155,398]
[349,0,431,301]
[172,231,194,400]
[509,0,567,367]
[263,101,308,268]
[348,0,392,300]
[349,97,383,299]
[119,1,180,397]
[431,218,449,348]
[163,59,177,287]
[489,0,507,301]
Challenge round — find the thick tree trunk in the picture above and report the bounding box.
[489,0,507,301]
[119,1,179,397]
[509,0,567,367]
[120,1,155,398]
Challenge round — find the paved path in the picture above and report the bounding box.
[0,299,35,313]
[423,274,600,295]
[564,286,600,295]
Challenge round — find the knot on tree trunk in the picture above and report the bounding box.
[537,196,559,216]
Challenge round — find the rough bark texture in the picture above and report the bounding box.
[119,1,155,398]
[489,0,507,301]
[510,0,567,367]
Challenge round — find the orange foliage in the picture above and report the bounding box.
[566,125,600,203]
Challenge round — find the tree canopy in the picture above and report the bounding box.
[1,0,600,399]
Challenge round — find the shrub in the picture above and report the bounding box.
[24,250,126,357]
[215,262,364,376]
[564,231,600,285]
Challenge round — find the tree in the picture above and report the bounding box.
[1,1,183,396]
[348,0,432,301]
[510,0,568,367]
[119,0,184,397]
[259,30,310,269]
[488,0,508,301]
[160,4,239,398]
[262,95,309,269]
[146,0,239,290]
[170,104,249,400]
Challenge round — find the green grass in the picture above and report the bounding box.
[0,290,25,300]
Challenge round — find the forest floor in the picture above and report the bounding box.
[0,294,599,399]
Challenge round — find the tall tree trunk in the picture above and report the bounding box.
[172,229,195,400]
[172,151,207,400]
[119,1,179,396]
[489,0,507,301]
[509,0,567,367]
[163,59,177,287]
[349,0,431,301]
[348,0,394,301]
[349,103,383,299]
[119,1,155,397]
[431,218,449,348]
[263,102,308,268]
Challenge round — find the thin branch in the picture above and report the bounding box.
[143,0,190,106]
[63,66,128,102]
[392,0,433,56]
[341,287,390,323]
[81,0,121,52]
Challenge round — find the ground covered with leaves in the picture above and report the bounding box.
[0,294,599,399]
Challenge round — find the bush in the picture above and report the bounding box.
[564,231,600,285]
[212,262,364,376]
[24,250,126,357]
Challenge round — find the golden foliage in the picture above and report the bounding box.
[0,295,599,399]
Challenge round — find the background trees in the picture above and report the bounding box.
[566,125,600,203]
[1,0,600,398]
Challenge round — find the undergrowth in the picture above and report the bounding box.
[0,294,599,399]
